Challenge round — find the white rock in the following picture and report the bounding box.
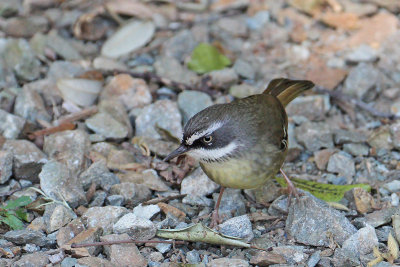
[57,78,102,107]
[101,20,155,58]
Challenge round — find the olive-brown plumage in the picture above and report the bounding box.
[165,78,315,227]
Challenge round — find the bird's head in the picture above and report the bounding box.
[164,104,241,163]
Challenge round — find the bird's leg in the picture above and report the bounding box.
[210,186,225,229]
[280,168,300,205]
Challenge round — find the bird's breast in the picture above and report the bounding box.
[200,151,285,189]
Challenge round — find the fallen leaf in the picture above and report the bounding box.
[156,223,251,248]
[275,176,371,202]
[157,202,186,220]
[188,43,231,74]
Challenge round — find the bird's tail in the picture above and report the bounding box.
[263,78,315,107]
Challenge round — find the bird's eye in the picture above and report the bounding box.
[202,136,213,143]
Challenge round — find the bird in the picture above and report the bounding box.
[164,78,315,227]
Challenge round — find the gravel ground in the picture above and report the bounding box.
[0,0,400,266]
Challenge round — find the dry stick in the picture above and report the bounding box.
[314,86,399,120]
[143,194,187,205]
[55,106,98,125]
[71,239,185,248]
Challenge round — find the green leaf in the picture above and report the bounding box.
[1,214,25,230]
[5,196,33,210]
[275,176,371,202]
[15,208,29,222]
[187,43,231,74]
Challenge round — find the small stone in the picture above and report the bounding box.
[89,191,107,207]
[233,59,255,80]
[82,206,128,234]
[346,44,378,63]
[208,258,249,267]
[46,30,82,60]
[218,215,254,241]
[106,195,124,206]
[314,149,336,170]
[390,121,400,150]
[14,85,51,123]
[246,10,270,31]
[327,152,356,178]
[132,204,160,220]
[295,121,334,151]
[154,55,199,85]
[66,227,103,256]
[3,139,47,182]
[383,180,400,193]
[343,143,369,156]
[4,229,53,247]
[56,218,85,247]
[286,95,330,121]
[86,112,129,139]
[307,251,321,267]
[61,257,77,267]
[250,250,286,266]
[57,78,102,108]
[367,126,393,150]
[113,213,156,240]
[343,63,379,100]
[79,160,120,191]
[44,130,90,175]
[182,195,213,207]
[101,233,147,267]
[39,160,86,208]
[93,57,128,71]
[3,39,41,81]
[155,242,171,253]
[4,16,48,38]
[101,75,152,110]
[333,129,367,144]
[209,68,239,90]
[135,137,177,158]
[186,250,201,264]
[246,178,282,205]
[118,169,170,192]
[212,188,246,221]
[47,60,85,81]
[286,192,356,246]
[391,100,400,117]
[217,17,248,36]
[391,193,399,206]
[268,195,289,216]
[43,204,77,234]
[0,151,13,184]
[109,183,139,205]
[76,257,112,267]
[353,187,375,214]
[135,99,183,140]
[181,167,219,197]
[0,109,26,139]
[177,90,213,124]
[12,252,49,267]
[161,30,197,61]
[229,83,261,98]
[341,225,378,255]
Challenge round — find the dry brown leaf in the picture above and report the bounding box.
[157,202,186,220]
[387,233,399,263]
[392,215,400,244]
[353,187,375,214]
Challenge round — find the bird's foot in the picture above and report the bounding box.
[209,210,222,229]
[280,168,302,207]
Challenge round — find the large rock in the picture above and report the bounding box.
[44,130,90,175]
[180,168,219,197]
[39,160,86,208]
[2,139,47,182]
[82,206,129,234]
[286,192,357,247]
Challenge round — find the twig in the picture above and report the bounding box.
[71,239,185,248]
[27,122,76,140]
[143,194,187,205]
[55,106,98,125]
[314,86,399,120]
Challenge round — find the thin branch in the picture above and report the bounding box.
[71,239,185,248]
[143,194,187,205]
[314,86,399,120]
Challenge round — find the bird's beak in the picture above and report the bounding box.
[164,144,189,161]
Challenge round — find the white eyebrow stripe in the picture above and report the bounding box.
[185,122,223,145]
[186,142,238,162]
